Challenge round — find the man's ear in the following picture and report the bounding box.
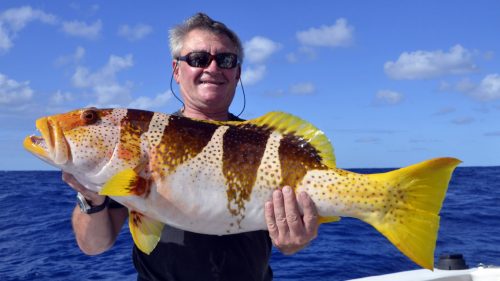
[172,60,180,82]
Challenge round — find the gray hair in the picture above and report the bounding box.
[169,13,244,64]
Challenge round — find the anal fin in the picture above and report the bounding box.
[129,210,164,254]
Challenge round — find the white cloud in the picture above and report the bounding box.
[471,74,500,101]
[355,137,380,144]
[289,82,315,95]
[455,78,475,92]
[118,23,152,41]
[484,131,500,137]
[483,51,494,61]
[241,65,266,85]
[384,45,477,80]
[286,52,298,63]
[0,6,56,30]
[55,46,85,66]
[62,20,102,40]
[286,47,318,63]
[70,3,100,14]
[0,6,57,53]
[0,24,10,51]
[0,73,34,105]
[438,80,451,92]
[374,90,403,105]
[454,74,500,101]
[244,36,281,64]
[74,46,85,60]
[265,89,285,97]
[452,116,475,125]
[129,91,172,110]
[50,90,73,105]
[296,18,354,47]
[432,107,456,116]
[71,54,134,106]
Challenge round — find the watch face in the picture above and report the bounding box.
[76,192,108,214]
[77,193,91,213]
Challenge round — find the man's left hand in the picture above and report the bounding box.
[264,185,319,255]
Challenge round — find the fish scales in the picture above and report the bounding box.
[24,107,461,270]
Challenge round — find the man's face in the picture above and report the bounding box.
[174,29,241,114]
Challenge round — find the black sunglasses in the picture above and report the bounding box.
[177,51,239,69]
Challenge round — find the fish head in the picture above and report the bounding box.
[23,108,122,173]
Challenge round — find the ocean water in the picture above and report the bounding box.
[0,167,499,281]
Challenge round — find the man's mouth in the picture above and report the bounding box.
[200,80,224,85]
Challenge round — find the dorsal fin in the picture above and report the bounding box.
[243,112,336,168]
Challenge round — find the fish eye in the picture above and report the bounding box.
[81,109,99,124]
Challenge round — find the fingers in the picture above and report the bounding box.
[62,172,86,193]
[298,191,319,239]
[282,186,305,235]
[272,188,289,237]
[264,201,278,240]
[62,172,105,204]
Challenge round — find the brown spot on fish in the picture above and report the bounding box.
[223,124,271,218]
[279,133,329,188]
[130,210,143,227]
[129,175,152,197]
[117,109,154,162]
[153,115,218,176]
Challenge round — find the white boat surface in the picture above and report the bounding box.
[347,265,500,281]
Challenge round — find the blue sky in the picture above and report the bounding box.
[1,1,499,170]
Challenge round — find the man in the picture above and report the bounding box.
[65,13,319,281]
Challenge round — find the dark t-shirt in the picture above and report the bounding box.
[131,111,273,281]
[133,226,273,281]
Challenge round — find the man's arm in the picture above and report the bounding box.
[63,172,128,255]
[264,186,319,255]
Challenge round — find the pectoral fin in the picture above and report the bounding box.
[129,210,164,255]
[99,168,150,196]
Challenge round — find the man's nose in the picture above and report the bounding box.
[205,58,220,71]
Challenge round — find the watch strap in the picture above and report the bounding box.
[77,192,110,214]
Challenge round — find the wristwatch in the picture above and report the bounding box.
[77,192,110,214]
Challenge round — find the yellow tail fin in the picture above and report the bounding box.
[365,157,461,270]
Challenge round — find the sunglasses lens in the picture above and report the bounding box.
[216,53,238,69]
[187,52,211,68]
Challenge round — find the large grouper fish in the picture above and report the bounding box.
[24,107,460,269]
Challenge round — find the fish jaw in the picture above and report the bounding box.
[23,116,69,166]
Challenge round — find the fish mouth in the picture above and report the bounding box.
[23,117,69,165]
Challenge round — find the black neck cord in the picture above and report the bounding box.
[169,62,185,111]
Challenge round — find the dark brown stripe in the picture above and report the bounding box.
[279,133,328,188]
[222,124,271,218]
[123,109,155,132]
[117,109,155,162]
[153,115,218,175]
